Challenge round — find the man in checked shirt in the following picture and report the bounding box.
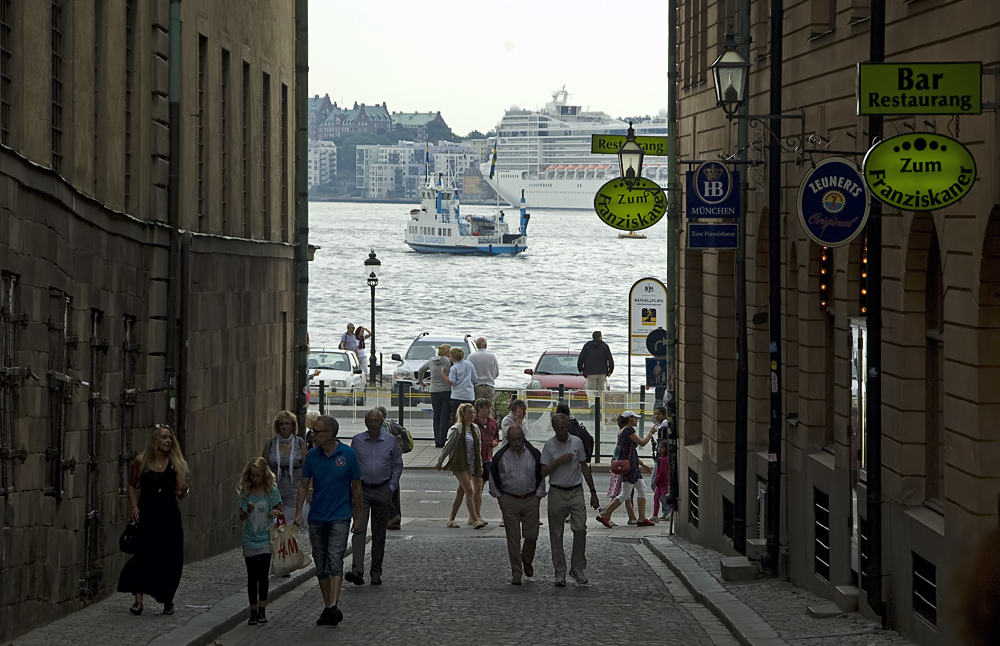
[488,425,546,585]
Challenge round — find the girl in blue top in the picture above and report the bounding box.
[237,457,283,626]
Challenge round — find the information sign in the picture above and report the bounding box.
[629,278,667,356]
[688,223,739,249]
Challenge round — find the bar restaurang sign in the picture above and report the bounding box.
[857,62,982,115]
[862,133,976,212]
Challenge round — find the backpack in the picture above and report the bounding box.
[388,420,413,454]
[569,417,594,462]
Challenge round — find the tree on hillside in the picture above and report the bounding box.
[425,119,457,143]
[465,130,487,139]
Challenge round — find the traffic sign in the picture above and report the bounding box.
[646,358,670,388]
[645,328,668,358]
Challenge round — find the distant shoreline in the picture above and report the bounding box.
[308,196,510,207]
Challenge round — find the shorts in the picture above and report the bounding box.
[480,461,492,481]
[308,519,351,579]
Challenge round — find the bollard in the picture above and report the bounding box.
[557,383,565,408]
[396,381,408,425]
[639,386,651,459]
[318,381,326,415]
[594,395,602,463]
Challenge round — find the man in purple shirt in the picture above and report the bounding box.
[346,409,403,587]
[489,425,546,585]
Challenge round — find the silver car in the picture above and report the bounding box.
[390,333,477,393]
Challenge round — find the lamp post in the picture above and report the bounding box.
[364,249,381,387]
[617,123,645,189]
[710,30,751,556]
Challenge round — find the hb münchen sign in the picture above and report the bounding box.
[862,133,976,212]
[797,157,869,247]
[593,178,667,231]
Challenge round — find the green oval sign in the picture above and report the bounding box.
[593,177,667,231]
[862,133,976,211]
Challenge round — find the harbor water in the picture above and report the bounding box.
[309,200,670,391]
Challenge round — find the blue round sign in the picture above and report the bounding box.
[797,157,870,247]
[693,161,734,205]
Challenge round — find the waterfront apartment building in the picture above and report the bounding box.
[0,1,299,639]
[308,139,337,189]
[671,2,999,645]
[356,141,475,200]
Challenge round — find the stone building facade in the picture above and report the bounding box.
[672,2,999,645]
[0,0,299,640]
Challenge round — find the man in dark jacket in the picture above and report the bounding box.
[489,426,546,585]
[577,331,614,393]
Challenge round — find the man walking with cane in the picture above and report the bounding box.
[488,426,545,585]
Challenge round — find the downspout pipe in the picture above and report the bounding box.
[865,0,886,625]
[733,0,751,556]
[293,0,310,431]
[166,0,182,435]
[178,231,191,451]
[665,0,680,505]
[764,0,784,574]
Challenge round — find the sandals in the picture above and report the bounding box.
[130,601,143,616]
[473,520,487,530]
[162,604,175,615]
[447,521,460,528]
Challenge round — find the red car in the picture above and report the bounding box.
[524,350,588,403]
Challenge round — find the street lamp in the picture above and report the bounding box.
[617,122,645,189]
[710,35,750,116]
[364,249,381,386]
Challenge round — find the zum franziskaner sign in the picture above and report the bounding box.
[862,133,976,211]
[593,177,667,231]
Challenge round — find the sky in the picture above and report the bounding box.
[308,0,669,137]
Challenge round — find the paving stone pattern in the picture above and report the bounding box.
[670,537,915,646]
[232,534,721,646]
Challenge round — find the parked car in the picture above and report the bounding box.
[390,332,477,393]
[309,349,365,405]
[524,350,588,402]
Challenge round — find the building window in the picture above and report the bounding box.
[241,61,250,238]
[0,0,12,146]
[220,48,230,234]
[50,0,66,172]
[124,0,135,212]
[261,72,270,239]
[45,289,72,500]
[925,234,944,502]
[912,552,937,626]
[119,315,139,494]
[809,0,836,39]
[688,468,700,528]
[280,83,288,242]
[850,319,868,478]
[814,488,831,581]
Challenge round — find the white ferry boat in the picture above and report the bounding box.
[482,87,668,210]
[404,174,529,255]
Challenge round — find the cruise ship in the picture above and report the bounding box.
[481,87,668,210]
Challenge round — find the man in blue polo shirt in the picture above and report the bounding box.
[294,415,362,627]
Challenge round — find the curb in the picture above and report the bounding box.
[151,537,369,646]
[643,538,789,646]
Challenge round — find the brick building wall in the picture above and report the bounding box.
[0,0,299,640]
[672,1,1000,645]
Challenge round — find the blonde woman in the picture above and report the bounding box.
[237,457,283,625]
[262,411,306,523]
[435,403,486,529]
[418,343,453,447]
[118,425,190,616]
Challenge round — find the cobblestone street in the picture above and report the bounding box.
[218,529,727,646]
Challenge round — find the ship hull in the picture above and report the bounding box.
[484,171,607,210]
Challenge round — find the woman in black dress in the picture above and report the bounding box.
[118,424,190,615]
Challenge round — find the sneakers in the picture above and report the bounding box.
[257,607,267,624]
[317,605,343,626]
[595,515,613,528]
[248,609,258,626]
[570,568,588,584]
[344,570,364,586]
[370,577,382,586]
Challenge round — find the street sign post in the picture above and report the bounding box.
[858,62,982,116]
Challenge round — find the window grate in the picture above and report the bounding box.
[261,72,270,239]
[280,84,288,242]
[220,49,230,233]
[45,290,72,499]
[1,0,13,146]
[688,468,699,528]
[859,515,869,591]
[814,488,831,581]
[0,272,21,495]
[241,61,250,238]
[50,0,65,172]
[913,552,937,626]
[124,0,135,211]
[197,35,207,229]
[722,497,734,541]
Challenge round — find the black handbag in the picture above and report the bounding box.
[119,520,140,554]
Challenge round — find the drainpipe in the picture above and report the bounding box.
[665,0,680,505]
[178,231,191,449]
[764,0,784,574]
[865,0,886,625]
[293,0,310,431]
[733,0,751,556]
[165,0,182,431]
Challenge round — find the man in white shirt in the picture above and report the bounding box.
[488,425,545,585]
[468,337,499,403]
[540,413,600,587]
